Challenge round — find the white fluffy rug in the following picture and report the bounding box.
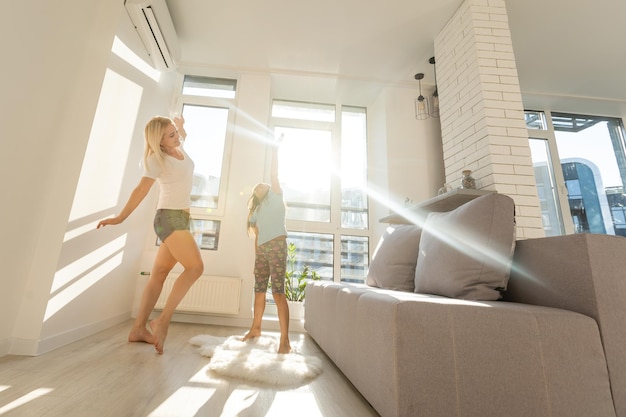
[189,334,323,388]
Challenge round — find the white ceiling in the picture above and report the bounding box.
[166,0,626,115]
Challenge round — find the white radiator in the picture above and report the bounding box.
[151,274,241,315]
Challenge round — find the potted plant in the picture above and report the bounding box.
[285,242,320,318]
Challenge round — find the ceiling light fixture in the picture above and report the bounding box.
[429,57,440,118]
[414,73,429,120]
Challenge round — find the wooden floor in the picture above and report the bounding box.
[0,321,379,417]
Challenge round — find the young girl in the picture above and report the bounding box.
[97,115,203,354]
[242,138,291,354]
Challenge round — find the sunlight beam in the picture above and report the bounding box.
[188,364,221,384]
[68,69,142,222]
[0,388,53,415]
[111,36,160,82]
[148,387,216,417]
[267,390,322,417]
[220,388,260,417]
[50,235,128,294]
[350,180,517,276]
[63,220,102,242]
[45,248,126,321]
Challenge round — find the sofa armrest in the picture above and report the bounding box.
[506,233,626,318]
[506,233,626,416]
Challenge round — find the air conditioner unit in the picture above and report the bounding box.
[124,0,180,71]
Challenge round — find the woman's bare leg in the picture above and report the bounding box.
[242,292,266,341]
[150,230,204,354]
[129,243,177,344]
[273,292,291,354]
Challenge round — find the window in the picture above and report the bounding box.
[174,75,236,221]
[526,110,626,236]
[341,107,368,230]
[157,219,220,250]
[190,219,221,250]
[272,100,370,282]
[272,99,335,122]
[527,138,565,236]
[287,232,334,281]
[276,125,332,222]
[182,76,236,99]
[183,104,228,210]
[340,235,369,283]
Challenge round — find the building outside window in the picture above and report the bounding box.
[526,111,626,236]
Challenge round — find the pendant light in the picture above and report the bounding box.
[414,73,429,120]
[429,57,440,118]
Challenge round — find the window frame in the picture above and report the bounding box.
[527,112,575,235]
[526,109,626,236]
[172,77,237,219]
[270,101,371,283]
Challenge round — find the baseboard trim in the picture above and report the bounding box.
[4,310,305,358]
[164,312,306,333]
[34,312,131,356]
[0,338,12,357]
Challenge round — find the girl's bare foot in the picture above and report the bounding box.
[241,329,261,342]
[128,326,155,344]
[149,319,169,354]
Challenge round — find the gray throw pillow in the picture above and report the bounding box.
[366,224,422,292]
[414,193,516,300]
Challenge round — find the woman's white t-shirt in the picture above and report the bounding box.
[143,148,194,210]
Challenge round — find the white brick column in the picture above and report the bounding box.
[435,0,544,239]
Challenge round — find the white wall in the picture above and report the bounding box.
[381,87,445,207]
[0,0,180,356]
[36,12,179,351]
[367,85,445,238]
[0,0,124,355]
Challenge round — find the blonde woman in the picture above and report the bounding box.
[97,115,203,354]
[243,137,291,353]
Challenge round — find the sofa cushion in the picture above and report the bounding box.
[366,224,421,292]
[414,193,516,300]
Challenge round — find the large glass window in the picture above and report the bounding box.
[275,126,332,222]
[182,104,228,210]
[340,235,369,283]
[272,100,370,282]
[341,107,368,229]
[287,232,334,281]
[174,75,236,220]
[526,110,626,236]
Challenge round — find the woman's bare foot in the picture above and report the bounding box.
[149,319,169,354]
[128,325,155,344]
[241,328,261,342]
[278,339,291,354]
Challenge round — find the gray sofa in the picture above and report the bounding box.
[305,193,626,417]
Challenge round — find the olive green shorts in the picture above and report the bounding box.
[153,209,190,242]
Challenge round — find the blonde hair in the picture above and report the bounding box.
[246,183,267,237]
[143,116,174,169]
